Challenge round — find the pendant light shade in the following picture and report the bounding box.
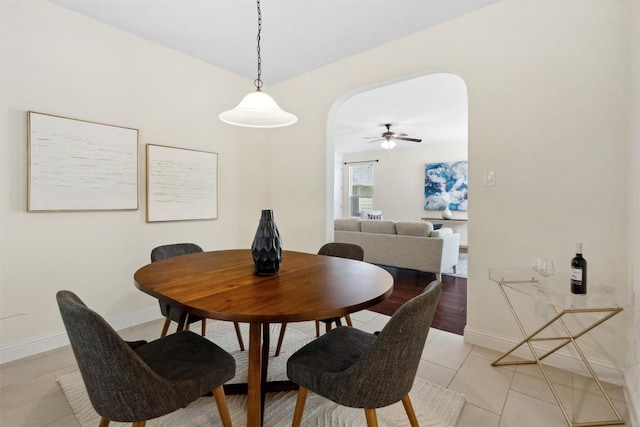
[219,0,297,128]
[219,90,297,128]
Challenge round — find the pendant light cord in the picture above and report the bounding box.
[254,0,263,91]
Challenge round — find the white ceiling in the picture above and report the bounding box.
[47,0,493,152]
[48,0,498,84]
[334,73,469,153]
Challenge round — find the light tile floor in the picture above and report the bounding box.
[0,311,629,426]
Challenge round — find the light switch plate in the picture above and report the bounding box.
[484,171,495,186]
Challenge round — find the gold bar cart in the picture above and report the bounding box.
[489,268,625,427]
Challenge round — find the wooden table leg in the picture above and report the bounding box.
[260,323,270,423]
[247,323,262,427]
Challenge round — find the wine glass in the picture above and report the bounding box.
[538,258,554,291]
[539,258,554,278]
[532,256,542,274]
[532,256,553,290]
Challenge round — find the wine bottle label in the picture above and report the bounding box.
[571,268,583,281]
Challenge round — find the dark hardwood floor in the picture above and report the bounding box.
[367,266,467,335]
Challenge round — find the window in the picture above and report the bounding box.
[348,163,374,217]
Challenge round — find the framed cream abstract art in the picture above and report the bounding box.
[28,111,138,212]
[146,144,218,222]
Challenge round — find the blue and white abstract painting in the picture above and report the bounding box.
[424,161,468,211]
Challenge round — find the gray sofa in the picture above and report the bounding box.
[334,218,460,280]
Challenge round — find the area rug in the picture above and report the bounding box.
[443,253,467,278]
[58,323,465,426]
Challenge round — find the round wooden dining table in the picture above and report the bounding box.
[134,249,394,427]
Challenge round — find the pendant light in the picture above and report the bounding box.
[219,0,297,128]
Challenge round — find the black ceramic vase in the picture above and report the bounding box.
[251,209,282,275]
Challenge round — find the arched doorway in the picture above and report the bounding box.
[326,72,469,334]
[329,72,467,240]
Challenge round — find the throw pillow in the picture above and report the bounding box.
[430,227,453,237]
[360,210,383,219]
[367,213,383,220]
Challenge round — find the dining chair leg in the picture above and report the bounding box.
[201,319,207,336]
[160,318,171,338]
[315,320,320,337]
[233,322,245,351]
[213,385,233,427]
[401,394,419,427]
[292,386,309,427]
[345,314,353,327]
[364,408,379,427]
[99,417,110,427]
[326,322,332,333]
[176,312,187,332]
[131,421,146,427]
[274,322,287,356]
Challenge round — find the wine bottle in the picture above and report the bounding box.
[570,243,587,294]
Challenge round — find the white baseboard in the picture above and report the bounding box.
[463,325,625,386]
[0,307,162,364]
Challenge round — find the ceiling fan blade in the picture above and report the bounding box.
[394,136,422,142]
[360,124,420,146]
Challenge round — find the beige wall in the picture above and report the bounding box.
[626,0,640,422]
[340,142,468,221]
[268,0,635,385]
[1,2,637,417]
[0,0,272,360]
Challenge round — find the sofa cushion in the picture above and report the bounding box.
[334,218,361,232]
[430,227,453,237]
[396,221,434,237]
[361,219,396,234]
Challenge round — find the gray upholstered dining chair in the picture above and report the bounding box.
[56,290,236,427]
[274,242,364,356]
[286,280,442,427]
[151,243,245,351]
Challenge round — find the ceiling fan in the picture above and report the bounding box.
[362,123,422,149]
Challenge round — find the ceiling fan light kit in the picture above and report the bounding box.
[381,139,397,150]
[364,123,422,150]
[219,0,297,128]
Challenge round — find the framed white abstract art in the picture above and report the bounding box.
[146,144,218,222]
[28,111,139,212]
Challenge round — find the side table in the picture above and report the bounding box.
[489,268,624,427]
